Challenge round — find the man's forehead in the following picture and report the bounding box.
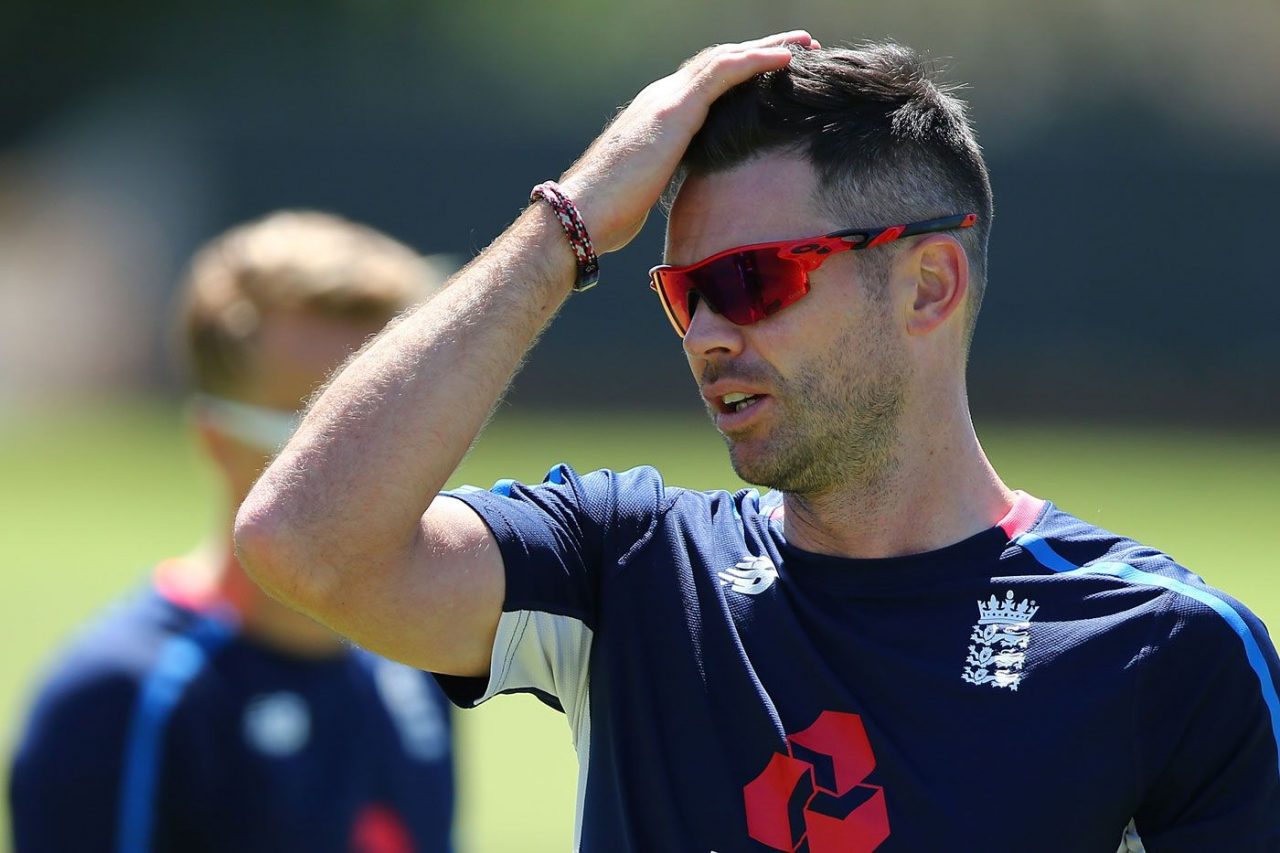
[238,311,385,409]
[664,153,833,265]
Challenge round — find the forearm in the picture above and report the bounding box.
[234,32,815,650]
[235,203,575,604]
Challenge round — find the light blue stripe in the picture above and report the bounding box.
[1016,532,1280,776]
[1015,533,1079,573]
[490,478,515,497]
[116,618,233,853]
[546,465,567,485]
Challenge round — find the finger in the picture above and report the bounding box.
[739,30,816,51]
[681,31,810,73]
[685,44,796,100]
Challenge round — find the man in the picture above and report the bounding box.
[235,34,1280,851]
[10,211,456,852]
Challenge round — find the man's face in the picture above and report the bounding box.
[666,152,909,497]
[199,311,383,502]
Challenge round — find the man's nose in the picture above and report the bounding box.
[681,296,745,361]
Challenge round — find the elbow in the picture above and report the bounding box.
[233,491,333,614]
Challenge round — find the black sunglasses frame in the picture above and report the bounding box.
[649,213,978,335]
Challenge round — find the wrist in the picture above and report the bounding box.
[518,202,581,299]
[529,180,600,292]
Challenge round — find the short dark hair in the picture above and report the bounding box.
[674,42,993,343]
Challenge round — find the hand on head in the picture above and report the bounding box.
[558,31,819,255]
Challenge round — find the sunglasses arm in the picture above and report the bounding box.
[828,213,978,250]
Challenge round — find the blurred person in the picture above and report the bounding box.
[235,34,1280,852]
[9,211,456,852]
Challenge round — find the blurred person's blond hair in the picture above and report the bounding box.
[176,210,446,398]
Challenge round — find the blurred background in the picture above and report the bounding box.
[2,1,1277,850]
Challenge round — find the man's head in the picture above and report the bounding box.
[176,210,445,500]
[672,41,991,335]
[664,42,991,496]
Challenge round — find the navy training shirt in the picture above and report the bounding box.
[9,577,455,853]
[439,464,1280,852]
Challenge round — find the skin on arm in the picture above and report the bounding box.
[234,32,818,678]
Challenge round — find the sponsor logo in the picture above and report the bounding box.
[742,711,890,852]
[351,804,413,853]
[718,556,778,596]
[961,590,1039,691]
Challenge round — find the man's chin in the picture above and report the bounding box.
[727,436,835,495]
[727,443,786,490]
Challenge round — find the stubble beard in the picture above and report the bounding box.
[721,324,909,500]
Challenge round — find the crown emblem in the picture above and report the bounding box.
[962,590,1039,692]
[975,590,1039,625]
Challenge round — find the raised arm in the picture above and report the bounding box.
[233,32,817,677]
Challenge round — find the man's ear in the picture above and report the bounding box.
[905,235,968,337]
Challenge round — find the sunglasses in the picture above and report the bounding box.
[649,212,978,336]
[193,394,302,453]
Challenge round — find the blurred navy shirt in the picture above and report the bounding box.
[9,572,455,853]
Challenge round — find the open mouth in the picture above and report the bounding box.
[721,391,763,414]
[715,392,774,424]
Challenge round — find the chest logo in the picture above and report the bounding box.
[742,710,890,852]
[243,691,311,757]
[961,590,1039,691]
[719,556,778,596]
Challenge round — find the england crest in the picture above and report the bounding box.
[961,590,1038,691]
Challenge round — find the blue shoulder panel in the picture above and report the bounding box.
[115,615,235,853]
[1016,531,1280,777]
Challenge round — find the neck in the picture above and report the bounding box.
[780,388,1014,559]
[159,533,346,659]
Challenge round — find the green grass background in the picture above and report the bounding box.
[2,402,1277,851]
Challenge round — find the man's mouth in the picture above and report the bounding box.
[721,391,763,414]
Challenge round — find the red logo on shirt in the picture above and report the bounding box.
[351,804,414,853]
[743,711,890,852]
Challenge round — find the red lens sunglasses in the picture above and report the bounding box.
[648,212,978,336]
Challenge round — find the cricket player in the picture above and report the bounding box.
[235,35,1280,851]
[10,211,456,852]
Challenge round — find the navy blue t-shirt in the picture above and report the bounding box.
[9,582,455,853]
[439,464,1280,853]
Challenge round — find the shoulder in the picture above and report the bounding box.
[1020,503,1260,609]
[471,462,676,505]
[15,587,238,748]
[21,590,183,716]
[448,463,690,540]
[1015,503,1276,681]
[448,461,755,517]
[10,589,196,782]
[10,587,245,849]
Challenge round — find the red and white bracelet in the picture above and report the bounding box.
[529,180,600,292]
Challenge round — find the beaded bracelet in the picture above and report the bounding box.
[529,180,600,292]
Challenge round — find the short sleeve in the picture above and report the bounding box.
[9,663,139,853]
[435,465,667,736]
[1132,594,1280,850]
